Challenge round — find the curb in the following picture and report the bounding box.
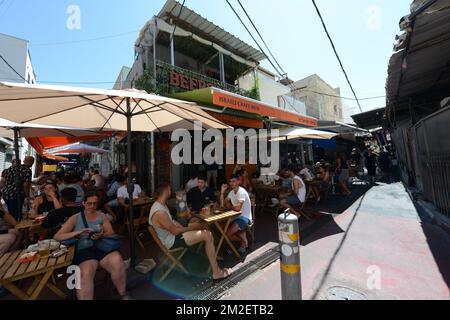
[405,186,450,236]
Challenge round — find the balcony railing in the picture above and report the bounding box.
[135,60,260,100]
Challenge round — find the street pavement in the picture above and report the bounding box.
[221,182,450,300]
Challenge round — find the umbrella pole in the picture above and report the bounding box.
[13,128,23,221]
[126,98,136,267]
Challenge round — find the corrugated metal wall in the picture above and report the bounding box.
[392,105,450,216]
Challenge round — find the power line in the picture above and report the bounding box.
[235,0,286,76]
[307,90,384,101]
[225,0,308,116]
[30,30,139,47]
[225,0,284,77]
[311,0,362,113]
[0,54,29,83]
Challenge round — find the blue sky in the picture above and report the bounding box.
[0,0,411,119]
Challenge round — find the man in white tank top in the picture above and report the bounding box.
[280,166,306,217]
[149,183,230,280]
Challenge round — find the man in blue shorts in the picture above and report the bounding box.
[220,173,253,254]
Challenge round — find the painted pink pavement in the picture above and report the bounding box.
[221,183,450,300]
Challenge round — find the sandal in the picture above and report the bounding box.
[213,268,231,282]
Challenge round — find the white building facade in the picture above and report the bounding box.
[0,33,37,174]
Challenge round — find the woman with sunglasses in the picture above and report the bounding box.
[55,191,129,300]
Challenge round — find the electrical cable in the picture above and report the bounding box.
[0,54,29,83]
[311,0,362,113]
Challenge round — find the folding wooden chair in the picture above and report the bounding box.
[123,204,152,249]
[147,226,188,282]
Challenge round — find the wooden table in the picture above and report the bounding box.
[15,219,44,246]
[0,246,75,300]
[194,210,242,260]
[123,197,154,208]
[15,219,43,230]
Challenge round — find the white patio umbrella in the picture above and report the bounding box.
[48,143,110,155]
[0,118,102,138]
[270,127,339,141]
[0,81,228,266]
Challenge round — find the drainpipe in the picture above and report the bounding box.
[219,52,225,83]
[170,19,175,66]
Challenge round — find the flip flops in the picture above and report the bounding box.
[213,268,231,282]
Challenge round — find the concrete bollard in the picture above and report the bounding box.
[278,208,302,300]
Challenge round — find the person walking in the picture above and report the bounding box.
[366,149,378,184]
[0,157,34,221]
[335,153,351,196]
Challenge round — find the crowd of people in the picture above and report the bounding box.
[0,142,398,299]
[0,162,132,300]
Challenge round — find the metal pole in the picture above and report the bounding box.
[278,208,302,300]
[13,128,23,221]
[153,17,158,91]
[126,98,137,267]
[170,27,175,66]
[150,132,155,193]
[219,52,225,83]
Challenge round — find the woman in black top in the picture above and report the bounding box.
[31,180,62,217]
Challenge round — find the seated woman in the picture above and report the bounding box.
[30,180,62,217]
[54,192,129,300]
[0,206,20,254]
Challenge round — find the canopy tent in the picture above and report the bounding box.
[48,143,110,155]
[0,81,228,267]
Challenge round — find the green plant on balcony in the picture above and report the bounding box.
[134,69,154,94]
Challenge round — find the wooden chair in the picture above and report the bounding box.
[124,204,152,249]
[147,225,188,282]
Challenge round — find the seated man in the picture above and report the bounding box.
[149,183,229,280]
[55,192,129,300]
[220,174,253,254]
[0,206,20,255]
[280,166,306,217]
[59,173,85,206]
[104,175,127,223]
[117,178,143,206]
[42,188,83,231]
[186,175,217,212]
[184,174,198,193]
